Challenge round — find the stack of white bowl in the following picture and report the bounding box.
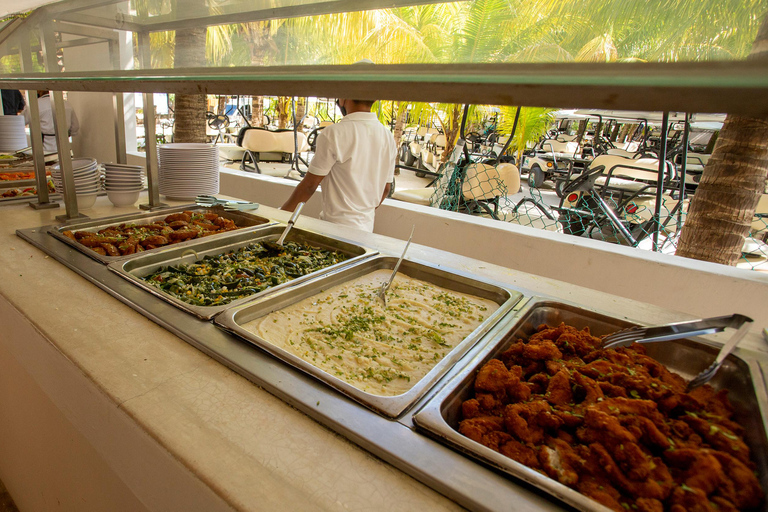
[157,143,219,200]
[104,163,145,207]
[0,116,28,152]
[51,157,102,209]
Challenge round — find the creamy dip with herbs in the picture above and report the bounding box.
[243,270,499,396]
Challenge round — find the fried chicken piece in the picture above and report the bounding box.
[214,217,236,229]
[598,381,629,398]
[482,430,514,452]
[527,372,550,395]
[461,398,483,419]
[689,386,735,419]
[62,230,76,241]
[458,416,504,445]
[499,438,539,468]
[503,401,562,444]
[682,415,751,465]
[473,359,530,402]
[100,242,120,257]
[164,212,191,223]
[588,443,673,500]
[533,323,565,342]
[710,450,764,509]
[500,341,524,368]
[474,359,511,393]
[668,485,716,512]
[92,246,107,255]
[709,496,739,512]
[545,369,572,406]
[168,220,189,229]
[664,449,725,495]
[538,438,582,486]
[522,340,562,361]
[168,229,199,241]
[576,477,624,512]
[555,329,601,357]
[635,498,663,512]
[572,372,604,404]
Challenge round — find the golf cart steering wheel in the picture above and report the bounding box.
[206,111,230,131]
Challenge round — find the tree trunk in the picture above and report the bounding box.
[440,106,462,165]
[217,95,227,116]
[251,96,264,127]
[676,13,768,265]
[276,96,290,129]
[295,97,306,124]
[173,26,207,143]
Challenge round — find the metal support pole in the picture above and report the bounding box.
[678,113,690,229]
[42,21,83,220]
[138,31,166,210]
[20,31,58,210]
[109,40,127,164]
[51,90,82,220]
[652,111,669,251]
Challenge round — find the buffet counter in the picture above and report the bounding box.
[1,194,766,512]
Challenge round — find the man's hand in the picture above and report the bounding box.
[281,172,324,211]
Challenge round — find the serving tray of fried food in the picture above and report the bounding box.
[413,299,768,512]
[108,225,377,320]
[46,205,275,264]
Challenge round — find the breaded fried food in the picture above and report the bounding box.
[458,322,764,512]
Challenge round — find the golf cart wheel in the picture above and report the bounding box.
[555,179,567,198]
[404,148,417,167]
[528,165,545,188]
[415,154,427,177]
[388,176,396,198]
[399,144,408,163]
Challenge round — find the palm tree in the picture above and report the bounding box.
[676,13,768,265]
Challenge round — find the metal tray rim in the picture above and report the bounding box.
[215,255,525,419]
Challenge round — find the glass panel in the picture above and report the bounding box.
[0,0,763,76]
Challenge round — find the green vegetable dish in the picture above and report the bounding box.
[142,241,349,306]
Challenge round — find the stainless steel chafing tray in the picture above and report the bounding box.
[413,299,768,512]
[46,204,275,264]
[108,225,378,320]
[215,256,525,419]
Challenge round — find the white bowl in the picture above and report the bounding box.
[107,189,140,207]
[76,193,98,210]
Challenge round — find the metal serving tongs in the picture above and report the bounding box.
[195,195,259,212]
[377,225,415,308]
[601,313,754,390]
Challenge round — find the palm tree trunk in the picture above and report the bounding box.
[251,96,264,127]
[676,13,768,265]
[440,106,462,164]
[173,26,207,143]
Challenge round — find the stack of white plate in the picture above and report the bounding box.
[51,157,102,209]
[0,116,28,152]
[158,143,219,200]
[104,162,145,207]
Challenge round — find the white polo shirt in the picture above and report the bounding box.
[308,112,396,232]
[23,95,80,153]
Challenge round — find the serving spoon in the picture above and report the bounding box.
[377,225,415,308]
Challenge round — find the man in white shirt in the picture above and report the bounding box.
[23,91,80,153]
[281,97,396,232]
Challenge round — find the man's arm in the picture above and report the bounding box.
[378,182,391,207]
[281,172,324,211]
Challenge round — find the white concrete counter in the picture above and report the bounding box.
[1,193,766,511]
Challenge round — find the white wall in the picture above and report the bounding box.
[219,168,768,327]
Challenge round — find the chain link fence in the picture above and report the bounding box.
[412,160,768,272]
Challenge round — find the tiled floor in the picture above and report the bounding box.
[0,479,19,512]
